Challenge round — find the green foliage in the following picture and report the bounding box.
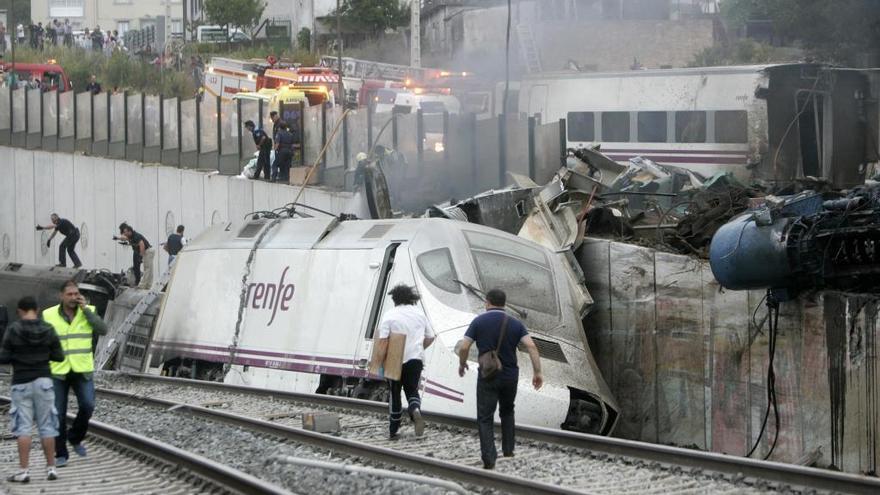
[203,0,266,35]
[297,28,311,51]
[11,46,195,97]
[689,39,788,67]
[334,0,410,37]
[0,0,31,25]
[720,0,880,64]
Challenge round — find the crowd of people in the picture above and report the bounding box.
[0,20,125,55]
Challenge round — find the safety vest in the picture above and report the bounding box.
[43,304,96,376]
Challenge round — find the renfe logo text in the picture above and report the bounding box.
[246,266,295,325]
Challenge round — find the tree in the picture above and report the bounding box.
[721,0,880,65]
[0,0,32,26]
[333,0,410,38]
[203,0,266,39]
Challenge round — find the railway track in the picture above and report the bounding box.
[0,396,287,495]
[95,372,880,494]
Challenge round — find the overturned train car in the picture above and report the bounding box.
[148,217,619,435]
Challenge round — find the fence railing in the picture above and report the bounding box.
[0,87,565,210]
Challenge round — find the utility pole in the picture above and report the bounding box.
[336,0,344,105]
[410,0,420,68]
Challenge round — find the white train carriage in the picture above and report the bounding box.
[149,217,619,435]
[514,65,771,179]
[508,63,875,187]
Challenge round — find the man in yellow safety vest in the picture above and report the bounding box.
[42,280,107,467]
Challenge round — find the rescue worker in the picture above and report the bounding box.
[269,111,287,182]
[273,123,295,183]
[0,296,65,482]
[43,281,108,467]
[113,223,155,289]
[373,284,435,439]
[244,120,272,181]
[37,213,82,268]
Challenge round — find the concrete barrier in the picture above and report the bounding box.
[0,146,369,280]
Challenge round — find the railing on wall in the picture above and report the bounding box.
[0,87,565,209]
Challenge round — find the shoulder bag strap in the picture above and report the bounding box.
[495,314,509,351]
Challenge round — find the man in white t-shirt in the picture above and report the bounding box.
[375,284,435,439]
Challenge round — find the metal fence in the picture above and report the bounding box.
[0,87,565,208]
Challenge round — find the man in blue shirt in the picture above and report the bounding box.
[244,120,272,181]
[457,288,543,470]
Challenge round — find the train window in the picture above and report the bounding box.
[601,112,630,142]
[637,112,667,143]
[675,111,706,143]
[417,249,461,293]
[464,231,548,267]
[464,231,557,315]
[470,251,558,315]
[567,112,594,141]
[714,110,748,143]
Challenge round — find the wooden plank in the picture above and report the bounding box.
[607,241,657,442]
[704,273,750,456]
[654,251,705,448]
[800,294,832,467]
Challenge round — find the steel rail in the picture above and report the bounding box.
[118,372,880,494]
[97,386,585,495]
[0,395,290,495]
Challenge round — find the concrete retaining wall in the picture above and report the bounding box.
[0,146,368,280]
[580,238,880,475]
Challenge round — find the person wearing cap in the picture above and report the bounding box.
[373,284,435,439]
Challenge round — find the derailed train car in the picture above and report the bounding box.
[148,216,619,435]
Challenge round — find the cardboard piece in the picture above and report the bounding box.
[369,332,407,381]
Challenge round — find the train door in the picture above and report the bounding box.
[795,89,833,179]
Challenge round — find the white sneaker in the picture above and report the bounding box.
[47,467,58,480]
[6,470,29,483]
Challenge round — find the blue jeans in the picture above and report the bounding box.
[53,373,95,459]
[476,377,518,466]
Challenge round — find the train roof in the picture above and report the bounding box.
[185,217,526,251]
[522,63,820,81]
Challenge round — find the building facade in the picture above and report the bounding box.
[31,0,201,35]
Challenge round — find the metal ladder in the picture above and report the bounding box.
[516,24,543,74]
[95,263,174,370]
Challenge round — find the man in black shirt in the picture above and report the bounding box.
[274,123,295,183]
[457,289,543,470]
[84,75,101,95]
[0,296,65,482]
[37,213,82,268]
[244,120,271,180]
[162,225,186,264]
[114,223,155,289]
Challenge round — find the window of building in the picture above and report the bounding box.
[714,110,748,143]
[49,0,84,18]
[675,111,706,143]
[637,111,667,142]
[567,112,594,141]
[117,21,130,35]
[601,111,630,142]
[171,19,183,34]
[417,249,460,293]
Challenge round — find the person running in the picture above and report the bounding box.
[457,288,543,469]
[37,213,82,268]
[43,281,107,468]
[0,296,65,482]
[372,284,435,439]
